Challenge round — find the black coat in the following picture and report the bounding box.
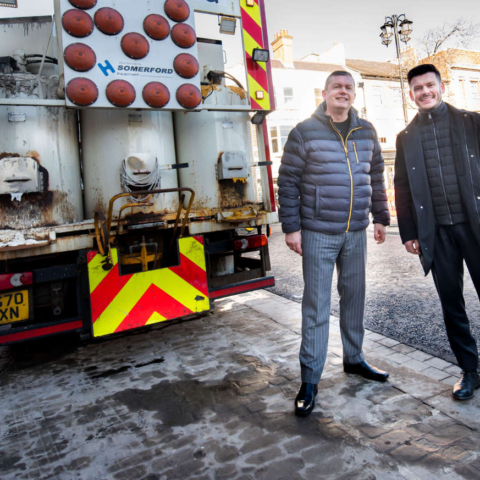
[394,103,480,275]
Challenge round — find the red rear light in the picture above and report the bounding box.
[94,7,124,36]
[106,80,136,107]
[164,0,190,22]
[171,23,196,49]
[143,82,170,108]
[62,9,94,38]
[176,84,201,109]
[64,43,96,72]
[234,235,268,250]
[144,14,170,40]
[174,53,199,79]
[121,32,150,60]
[0,272,33,291]
[68,0,97,9]
[66,77,99,106]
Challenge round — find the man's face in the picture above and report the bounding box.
[322,75,356,112]
[409,72,445,112]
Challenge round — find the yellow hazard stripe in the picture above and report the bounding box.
[240,0,261,26]
[93,268,210,337]
[89,249,118,294]
[146,312,167,326]
[179,237,206,270]
[247,75,270,109]
[243,31,267,72]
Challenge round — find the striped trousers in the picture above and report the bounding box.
[300,228,367,384]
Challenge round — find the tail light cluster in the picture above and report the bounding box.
[62,0,200,110]
[234,235,268,251]
[0,272,33,292]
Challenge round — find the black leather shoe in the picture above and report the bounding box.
[452,371,480,400]
[344,360,389,382]
[295,383,318,417]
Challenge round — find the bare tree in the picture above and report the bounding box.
[418,18,480,61]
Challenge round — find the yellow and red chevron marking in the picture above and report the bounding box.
[241,0,271,111]
[87,235,210,337]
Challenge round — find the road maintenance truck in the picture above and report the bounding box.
[0,0,277,344]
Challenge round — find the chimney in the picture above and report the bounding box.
[271,29,294,67]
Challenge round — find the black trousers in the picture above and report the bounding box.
[431,223,480,372]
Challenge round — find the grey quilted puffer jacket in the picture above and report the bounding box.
[278,102,390,234]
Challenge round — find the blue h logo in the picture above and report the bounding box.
[98,60,115,77]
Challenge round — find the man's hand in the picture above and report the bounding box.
[374,224,387,244]
[405,239,420,255]
[286,231,302,256]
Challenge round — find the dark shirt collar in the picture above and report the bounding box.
[418,101,448,124]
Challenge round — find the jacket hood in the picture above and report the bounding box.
[313,101,362,129]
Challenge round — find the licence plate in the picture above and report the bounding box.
[0,290,29,324]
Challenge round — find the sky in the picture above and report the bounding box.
[263,0,480,62]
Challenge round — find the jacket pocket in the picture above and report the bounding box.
[314,185,323,218]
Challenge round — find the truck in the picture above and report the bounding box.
[0,0,277,344]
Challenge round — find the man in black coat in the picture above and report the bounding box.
[395,64,480,400]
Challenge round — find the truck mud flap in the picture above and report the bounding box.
[209,276,275,300]
[87,236,210,338]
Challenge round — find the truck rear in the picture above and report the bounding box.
[0,0,277,344]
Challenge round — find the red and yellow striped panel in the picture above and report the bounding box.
[87,235,210,337]
[241,0,271,110]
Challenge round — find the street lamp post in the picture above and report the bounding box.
[380,15,413,126]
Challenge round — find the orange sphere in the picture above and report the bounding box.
[62,9,94,38]
[174,53,199,79]
[176,84,201,109]
[164,0,190,22]
[68,0,97,9]
[106,80,136,107]
[94,7,124,36]
[64,43,96,72]
[143,14,170,41]
[143,82,170,108]
[66,78,98,106]
[171,23,196,49]
[121,33,150,60]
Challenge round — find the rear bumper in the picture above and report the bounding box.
[0,319,84,345]
[209,276,275,300]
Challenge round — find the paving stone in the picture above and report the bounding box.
[391,344,416,355]
[389,444,430,462]
[257,457,305,480]
[408,351,433,362]
[443,365,462,376]
[240,433,278,454]
[421,367,451,381]
[424,357,453,371]
[377,338,401,348]
[365,332,385,341]
[370,430,413,453]
[401,359,429,373]
[386,353,411,365]
[243,446,283,465]
[440,376,458,387]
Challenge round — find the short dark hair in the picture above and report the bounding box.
[407,64,442,85]
[324,71,355,90]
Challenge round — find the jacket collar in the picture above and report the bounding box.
[406,102,466,132]
[313,101,362,130]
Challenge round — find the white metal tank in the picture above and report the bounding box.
[80,110,179,222]
[173,86,256,213]
[0,105,83,229]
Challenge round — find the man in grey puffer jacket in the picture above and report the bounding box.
[277,71,390,416]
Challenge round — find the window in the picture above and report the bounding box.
[270,127,279,154]
[379,137,387,144]
[470,80,480,105]
[314,88,322,108]
[373,86,383,106]
[269,125,294,154]
[393,88,402,106]
[283,87,294,106]
[0,0,18,7]
[280,125,293,148]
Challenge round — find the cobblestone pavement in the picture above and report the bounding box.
[1,290,480,479]
[267,224,480,365]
